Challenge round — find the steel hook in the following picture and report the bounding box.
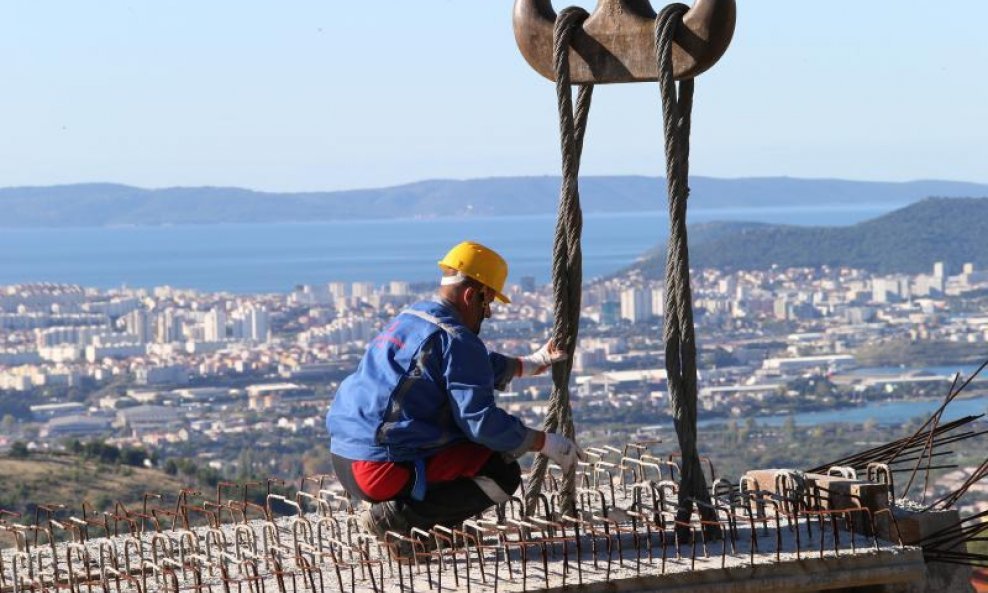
[513,0,736,83]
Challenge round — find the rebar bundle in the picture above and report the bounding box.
[806,359,988,568]
[810,357,988,503]
[918,509,988,567]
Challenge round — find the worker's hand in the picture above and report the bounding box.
[539,432,585,473]
[519,341,567,376]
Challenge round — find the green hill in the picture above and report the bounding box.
[635,197,988,275]
[0,454,195,533]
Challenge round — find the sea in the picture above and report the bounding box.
[686,363,988,427]
[707,395,988,428]
[0,203,902,294]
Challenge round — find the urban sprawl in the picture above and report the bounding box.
[1,262,987,513]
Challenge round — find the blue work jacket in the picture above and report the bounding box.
[327,299,535,466]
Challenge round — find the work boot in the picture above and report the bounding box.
[358,500,409,539]
[359,502,443,559]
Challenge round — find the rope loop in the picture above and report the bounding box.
[525,5,594,518]
[655,4,719,538]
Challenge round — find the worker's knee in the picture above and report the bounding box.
[501,459,522,495]
[471,456,521,504]
[480,454,522,496]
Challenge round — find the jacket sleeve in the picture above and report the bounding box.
[489,352,520,391]
[441,333,538,455]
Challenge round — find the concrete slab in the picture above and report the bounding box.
[0,466,938,593]
[538,549,925,593]
[0,513,927,593]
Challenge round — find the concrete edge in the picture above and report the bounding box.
[542,547,926,593]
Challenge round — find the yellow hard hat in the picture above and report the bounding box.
[438,241,511,304]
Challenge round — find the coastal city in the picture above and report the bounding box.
[4,2,988,589]
[2,261,987,514]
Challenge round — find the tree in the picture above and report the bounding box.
[9,441,29,459]
[744,417,757,438]
[82,440,120,464]
[782,415,797,441]
[120,448,146,467]
[723,420,740,446]
[196,466,221,487]
[177,459,199,476]
[236,447,257,481]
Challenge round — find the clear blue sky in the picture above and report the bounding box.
[1,2,986,192]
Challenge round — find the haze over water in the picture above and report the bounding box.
[0,204,900,293]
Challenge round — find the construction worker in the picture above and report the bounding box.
[326,240,582,538]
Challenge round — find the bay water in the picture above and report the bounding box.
[0,203,901,293]
[699,365,988,427]
[717,395,988,428]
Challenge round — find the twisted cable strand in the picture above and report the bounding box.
[526,6,593,517]
[656,3,717,535]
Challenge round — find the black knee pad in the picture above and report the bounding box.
[479,454,522,496]
[502,460,522,495]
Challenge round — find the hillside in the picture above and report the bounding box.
[635,197,988,275]
[0,455,194,524]
[1,177,986,227]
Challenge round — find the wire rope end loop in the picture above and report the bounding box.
[514,0,736,84]
[553,6,592,53]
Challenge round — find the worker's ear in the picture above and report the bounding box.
[461,284,480,307]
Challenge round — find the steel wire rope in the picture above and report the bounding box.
[525,5,593,518]
[655,3,719,537]
[524,5,717,536]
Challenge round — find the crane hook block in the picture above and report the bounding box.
[513,0,736,84]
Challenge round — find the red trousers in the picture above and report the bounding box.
[332,442,522,530]
[340,441,494,502]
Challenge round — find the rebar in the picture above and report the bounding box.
[0,460,919,593]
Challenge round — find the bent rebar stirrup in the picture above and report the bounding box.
[515,0,736,532]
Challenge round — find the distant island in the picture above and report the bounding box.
[1,176,986,228]
[634,197,988,275]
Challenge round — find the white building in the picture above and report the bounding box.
[650,287,665,317]
[290,285,331,306]
[352,282,376,299]
[204,308,227,342]
[85,343,146,362]
[247,307,269,342]
[135,364,190,386]
[41,415,112,439]
[38,345,81,362]
[620,288,651,323]
[30,402,87,420]
[123,309,152,343]
[872,275,909,303]
[154,310,184,343]
[86,297,140,318]
[761,354,856,374]
[328,282,349,299]
[116,405,183,434]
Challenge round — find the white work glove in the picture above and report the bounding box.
[518,341,567,376]
[540,432,584,473]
